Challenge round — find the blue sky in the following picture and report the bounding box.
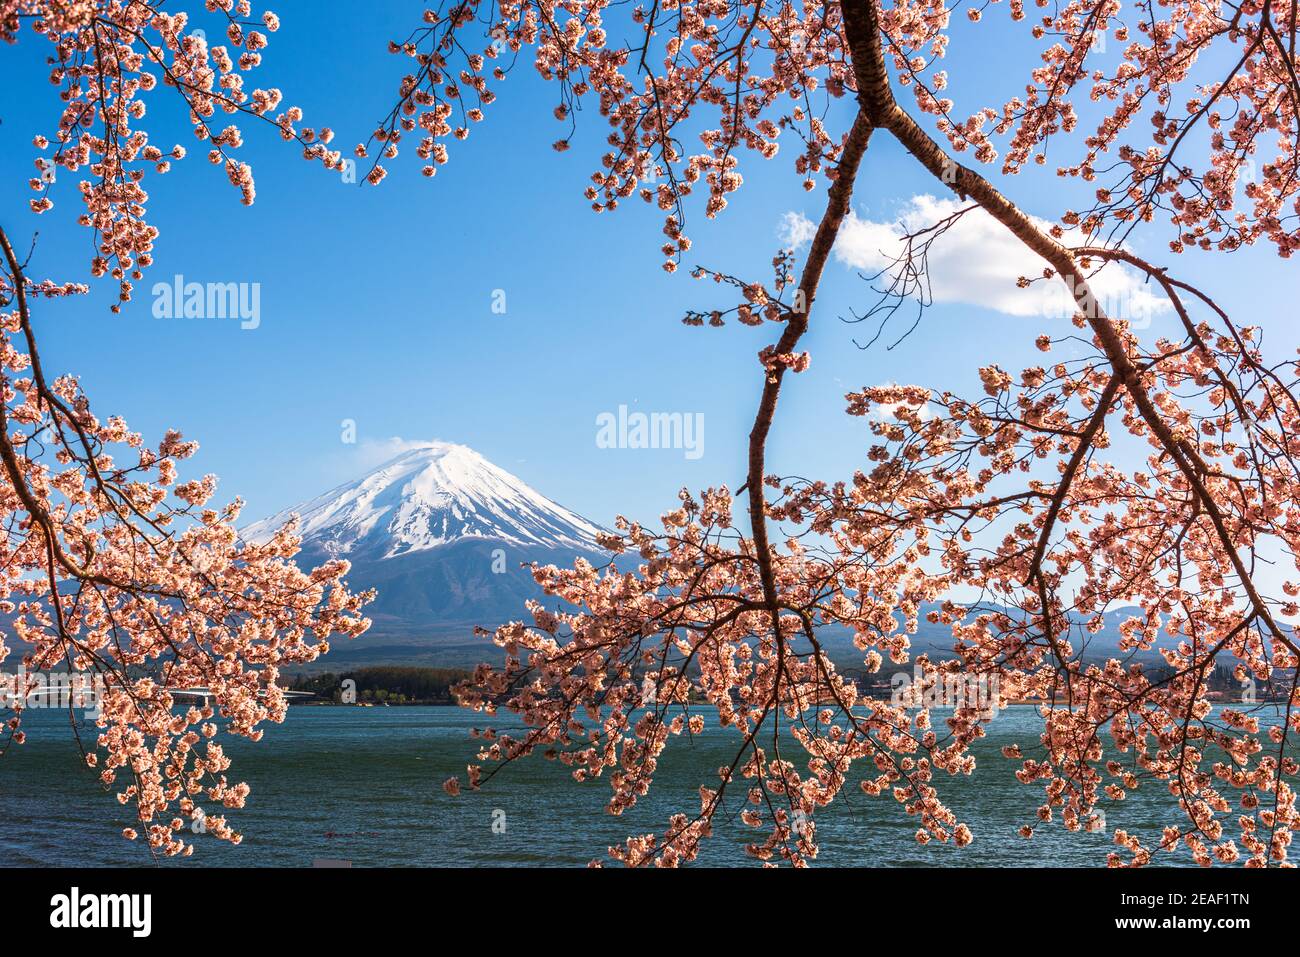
[0,3,1296,529]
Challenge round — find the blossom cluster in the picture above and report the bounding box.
[6,1,346,308]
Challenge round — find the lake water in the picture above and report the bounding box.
[0,704,1268,867]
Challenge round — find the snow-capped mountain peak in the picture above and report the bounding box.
[243,442,604,559]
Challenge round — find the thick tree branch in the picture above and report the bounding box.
[745,112,874,630]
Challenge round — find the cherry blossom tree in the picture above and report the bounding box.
[0,225,372,857]
[378,0,1299,866]
[0,0,369,858]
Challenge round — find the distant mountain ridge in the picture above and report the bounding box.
[244,444,1165,669]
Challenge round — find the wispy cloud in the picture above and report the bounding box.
[777,209,818,249]
[781,195,1167,325]
[352,436,441,471]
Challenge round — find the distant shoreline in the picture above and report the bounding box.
[293,700,460,708]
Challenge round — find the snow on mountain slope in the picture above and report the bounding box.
[242,442,604,560]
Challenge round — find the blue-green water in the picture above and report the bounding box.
[0,705,1272,867]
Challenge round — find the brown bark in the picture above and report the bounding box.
[744,113,874,627]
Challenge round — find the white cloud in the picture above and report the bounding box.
[778,209,819,249]
[783,195,1167,326]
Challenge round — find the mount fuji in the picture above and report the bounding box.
[242,443,608,665]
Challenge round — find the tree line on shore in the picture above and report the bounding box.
[287,667,472,705]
